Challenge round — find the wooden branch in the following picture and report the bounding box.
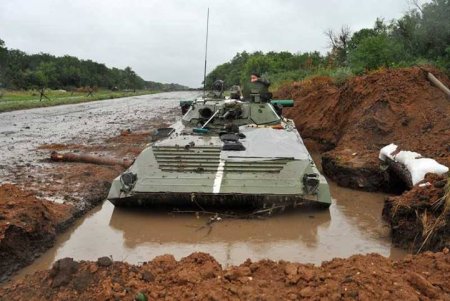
[50,151,133,168]
[427,72,450,98]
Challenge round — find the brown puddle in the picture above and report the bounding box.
[13,181,407,280]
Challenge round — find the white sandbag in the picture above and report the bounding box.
[379,143,398,161]
[379,143,449,185]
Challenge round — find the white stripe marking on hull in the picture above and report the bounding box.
[213,159,225,193]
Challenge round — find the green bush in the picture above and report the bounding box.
[348,34,408,73]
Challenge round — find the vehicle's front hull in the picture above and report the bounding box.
[107,122,332,211]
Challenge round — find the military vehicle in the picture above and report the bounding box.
[107,81,332,212]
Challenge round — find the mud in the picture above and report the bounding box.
[275,67,450,192]
[0,92,198,280]
[275,68,450,253]
[1,78,449,297]
[383,174,450,252]
[0,184,74,281]
[1,250,449,300]
[10,178,407,281]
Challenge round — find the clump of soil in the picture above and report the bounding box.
[275,67,450,192]
[383,174,450,252]
[1,251,449,300]
[0,184,73,281]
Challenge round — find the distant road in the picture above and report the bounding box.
[0,91,200,179]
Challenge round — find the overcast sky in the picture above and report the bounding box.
[0,0,422,87]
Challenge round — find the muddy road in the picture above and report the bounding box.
[0,91,199,280]
[1,69,449,300]
[0,92,197,179]
[0,90,410,282]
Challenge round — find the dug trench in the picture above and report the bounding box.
[0,71,449,298]
[276,66,450,252]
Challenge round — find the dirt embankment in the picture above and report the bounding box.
[0,184,73,282]
[383,174,450,252]
[275,67,450,252]
[0,118,173,281]
[1,251,449,300]
[275,67,450,192]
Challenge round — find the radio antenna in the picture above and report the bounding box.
[203,8,209,96]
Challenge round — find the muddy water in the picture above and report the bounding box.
[15,180,407,279]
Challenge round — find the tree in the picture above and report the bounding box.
[348,28,379,51]
[204,51,251,89]
[391,13,421,56]
[204,50,328,89]
[325,25,352,66]
[4,49,29,89]
[0,38,7,86]
[349,33,406,72]
[415,0,450,58]
[0,43,153,90]
[241,54,274,83]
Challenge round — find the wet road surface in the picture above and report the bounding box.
[0,91,198,179]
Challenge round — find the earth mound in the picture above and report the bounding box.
[0,184,73,281]
[383,174,449,252]
[275,67,450,192]
[1,251,449,300]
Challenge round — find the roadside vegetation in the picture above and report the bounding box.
[0,36,189,111]
[0,89,158,112]
[0,44,148,91]
[205,0,449,89]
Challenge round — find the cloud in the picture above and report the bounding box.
[0,0,414,87]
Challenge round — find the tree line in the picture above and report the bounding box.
[205,0,449,88]
[0,40,188,91]
[145,80,190,92]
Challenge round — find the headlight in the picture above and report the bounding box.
[303,173,320,194]
[120,172,137,192]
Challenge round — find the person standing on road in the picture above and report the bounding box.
[39,87,50,101]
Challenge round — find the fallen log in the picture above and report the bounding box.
[50,151,133,168]
[120,129,152,136]
[427,72,450,98]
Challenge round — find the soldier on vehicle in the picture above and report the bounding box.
[244,72,272,102]
[229,85,242,100]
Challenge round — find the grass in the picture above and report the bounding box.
[0,89,160,113]
[417,175,450,252]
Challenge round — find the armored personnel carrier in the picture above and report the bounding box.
[108,82,331,211]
